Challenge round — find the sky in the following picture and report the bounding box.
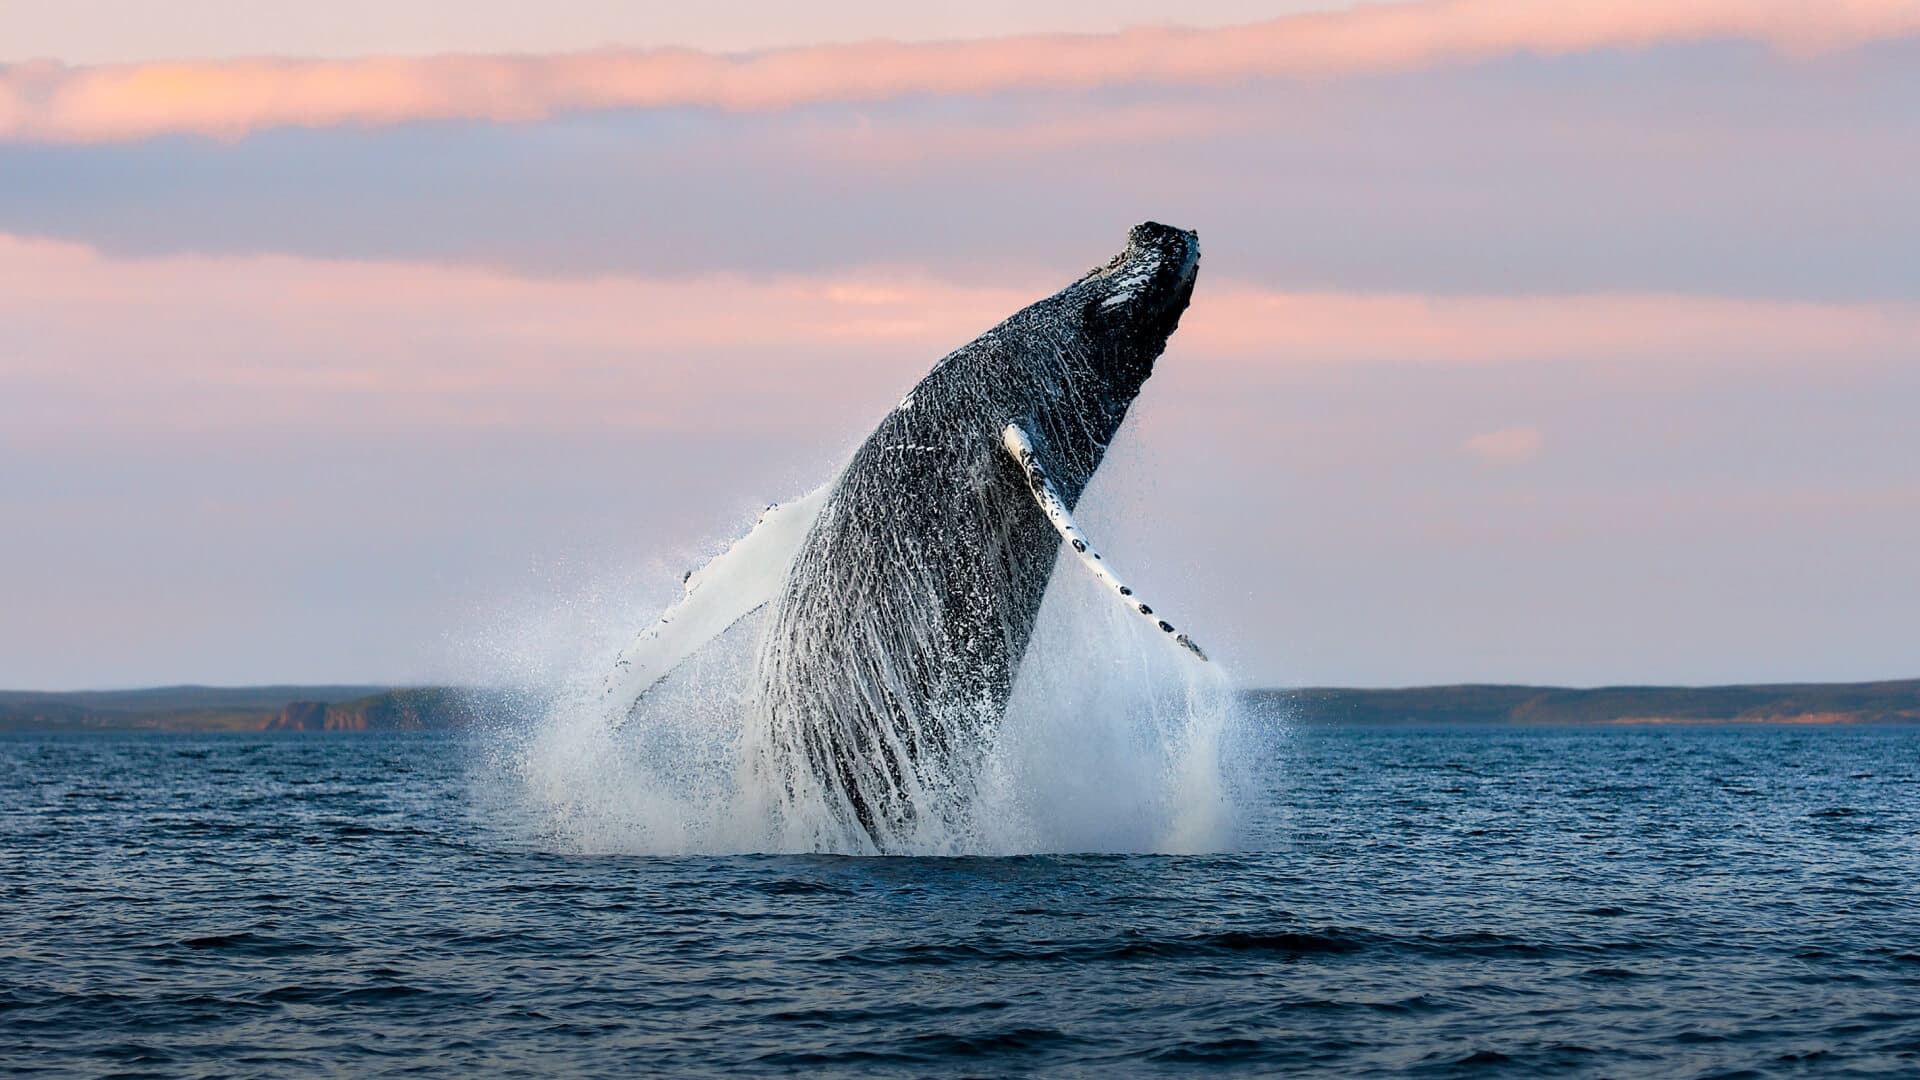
[2,0,1916,690]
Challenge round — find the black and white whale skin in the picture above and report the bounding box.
[608,222,1204,852]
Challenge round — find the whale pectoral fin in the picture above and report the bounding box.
[1000,423,1208,663]
[603,481,831,712]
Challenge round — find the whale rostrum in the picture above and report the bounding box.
[607,222,1205,851]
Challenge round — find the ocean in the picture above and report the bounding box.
[3,723,1917,1077]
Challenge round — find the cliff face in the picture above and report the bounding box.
[267,702,329,730]
[0,685,412,732]
[264,689,474,731]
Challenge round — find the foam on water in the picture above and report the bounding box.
[489,527,1241,857]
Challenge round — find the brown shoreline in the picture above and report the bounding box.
[4,680,1919,733]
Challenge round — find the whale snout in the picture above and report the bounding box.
[1088,221,1198,331]
[1100,221,1199,311]
[1126,221,1200,289]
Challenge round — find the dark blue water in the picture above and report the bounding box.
[4,724,1918,1077]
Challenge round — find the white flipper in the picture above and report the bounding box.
[1001,423,1208,662]
[604,481,831,708]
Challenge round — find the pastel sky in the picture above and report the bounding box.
[2,0,1916,690]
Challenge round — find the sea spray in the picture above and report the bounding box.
[489,536,1242,856]
[508,614,766,855]
[982,551,1240,854]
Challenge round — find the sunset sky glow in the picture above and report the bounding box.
[2,0,1916,689]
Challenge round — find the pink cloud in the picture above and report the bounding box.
[3,233,1916,439]
[1182,287,1913,366]
[1463,425,1544,464]
[4,0,1918,142]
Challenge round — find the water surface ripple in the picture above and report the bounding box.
[3,725,1917,1077]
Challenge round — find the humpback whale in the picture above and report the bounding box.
[607,222,1205,852]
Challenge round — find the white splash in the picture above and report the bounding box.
[600,482,829,708]
[485,512,1242,857]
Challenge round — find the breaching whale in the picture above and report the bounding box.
[606,222,1205,851]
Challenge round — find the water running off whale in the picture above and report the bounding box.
[508,223,1238,856]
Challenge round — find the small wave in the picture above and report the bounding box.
[1582,967,1646,980]
[756,1025,1079,1067]
[816,928,1368,967]
[906,1027,1077,1056]
[745,878,856,897]
[1148,1036,1289,1063]
[767,1000,1011,1026]
[253,984,435,1006]
[1110,929,1366,959]
[174,932,334,957]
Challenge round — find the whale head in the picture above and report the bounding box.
[1070,221,1199,396]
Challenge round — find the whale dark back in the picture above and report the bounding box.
[750,223,1199,851]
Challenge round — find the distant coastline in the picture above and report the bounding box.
[0,686,479,733]
[3,680,1918,733]
[1255,681,1920,728]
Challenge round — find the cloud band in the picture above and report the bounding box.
[4,0,1917,142]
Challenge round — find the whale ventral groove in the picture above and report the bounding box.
[748,221,1201,852]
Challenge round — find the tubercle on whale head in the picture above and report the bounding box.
[1076,221,1199,392]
